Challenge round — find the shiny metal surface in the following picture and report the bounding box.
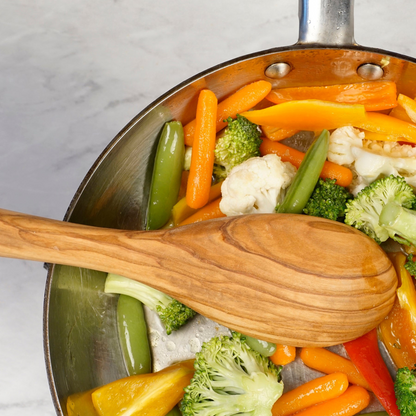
[357,63,385,80]
[43,1,416,415]
[265,62,292,79]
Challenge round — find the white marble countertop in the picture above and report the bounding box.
[1,0,416,414]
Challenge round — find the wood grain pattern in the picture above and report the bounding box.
[0,208,397,347]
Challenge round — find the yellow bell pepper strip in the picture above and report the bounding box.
[397,93,416,122]
[91,360,195,416]
[183,80,272,146]
[261,125,299,141]
[171,180,223,226]
[186,89,218,209]
[379,252,416,369]
[260,137,353,187]
[67,388,99,416]
[343,329,401,416]
[265,81,397,111]
[240,100,367,131]
[390,103,413,123]
[355,112,416,144]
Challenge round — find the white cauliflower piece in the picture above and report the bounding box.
[219,154,297,216]
[327,126,416,195]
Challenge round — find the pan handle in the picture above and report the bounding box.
[297,0,356,46]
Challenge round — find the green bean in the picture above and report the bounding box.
[117,294,152,375]
[243,335,276,357]
[147,121,185,230]
[166,405,182,416]
[277,130,329,214]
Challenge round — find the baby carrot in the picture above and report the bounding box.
[179,198,225,226]
[270,344,296,366]
[259,138,353,187]
[184,80,272,146]
[299,348,371,390]
[186,89,218,209]
[291,385,370,416]
[265,81,397,111]
[272,372,349,416]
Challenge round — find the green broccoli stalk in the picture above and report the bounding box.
[180,332,283,416]
[405,254,416,277]
[344,175,416,244]
[213,115,262,180]
[104,274,196,335]
[303,178,352,221]
[394,366,416,416]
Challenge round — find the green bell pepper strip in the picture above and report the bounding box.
[147,121,185,230]
[277,130,329,214]
[117,294,152,375]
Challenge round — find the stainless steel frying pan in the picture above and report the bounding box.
[44,0,416,413]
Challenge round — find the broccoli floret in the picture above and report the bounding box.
[405,254,416,277]
[213,115,262,180]
[394,366,416,416]
[344,175,416,244]
[104,274,196,335]
[180,332,283,416]
[303,178,352,221]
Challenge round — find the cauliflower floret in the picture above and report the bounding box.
[219,154,297,216]
[327,126,416,195]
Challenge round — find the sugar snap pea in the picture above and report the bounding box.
[277,130,329,214]
[117,294,152,375]
[147,121,185,230]
[243,335,276,357]
[166,405,182,416]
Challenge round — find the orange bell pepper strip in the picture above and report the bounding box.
[172,181,223,226]
[240,100,367,131]
[355,112,416,144]
[379,252,416,369]
[397,93,416,123]
[259,138,353,187]
[390,103,413,122]
[183,80,272,146]
[272,372,349,416]
[343,329,401,416]
[261,125,299,141]
[290,385,370,416]
[266,81,397,111]
[299,347,370,390]
[179,198,225,226]
[186,89,217,209]
[270,344,296,366]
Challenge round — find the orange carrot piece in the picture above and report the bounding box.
[184,80,272,146]
[292,385,370,416]
[299,348,371,390]
[355,112,416,143]
[270,344,296,366]
[179,198,225,226]
[272,372,349,416]
[265,81,397,111]
[261,125,299,141]
[186,89,218,209]
[172,181,223,226]
[241,100,367,131]
[259,138,353,187]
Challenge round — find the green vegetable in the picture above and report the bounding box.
[116,295,152,375]
[345,175,416,244]
[241,334,276,357]
[166,405,182,416]
[213,115,262,180]
[405,254,416,277]
[277,130,329,214]
[105,274,196,335]
[147,121,185,230]
[394,366,416,416]
[180,332,283,416]
[303,178,352,221]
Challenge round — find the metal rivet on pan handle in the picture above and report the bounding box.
[357,63,384,80]
[265,62,292,79]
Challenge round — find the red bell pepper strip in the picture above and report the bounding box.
[343,329,400,416]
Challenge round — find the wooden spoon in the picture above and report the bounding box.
[0,208,397,347]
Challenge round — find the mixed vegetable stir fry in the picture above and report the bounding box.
[67,79,416,416]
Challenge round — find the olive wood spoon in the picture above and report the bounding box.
[0,208,397,347]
